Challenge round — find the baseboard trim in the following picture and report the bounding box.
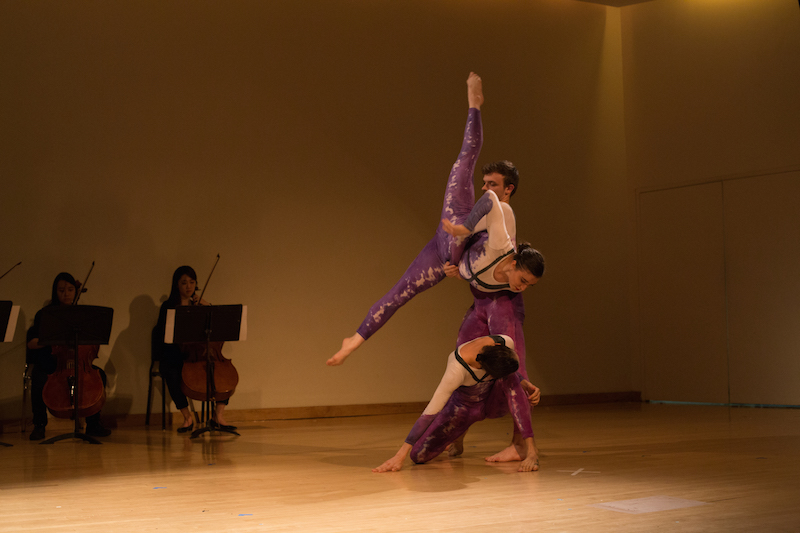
[538,391,641,407]
[2,392,643,432]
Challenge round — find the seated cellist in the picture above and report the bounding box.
[26,272,111,441]
[154,266,235,433]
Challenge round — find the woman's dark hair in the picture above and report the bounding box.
[476,343,519,379]
[166,266,197,306]
[50,272,77,306]
[514,242,545,278]
[481,160,519,197]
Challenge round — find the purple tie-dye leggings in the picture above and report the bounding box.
[407,373,533,464]
[355,108,482,341]
[457,277,528,381]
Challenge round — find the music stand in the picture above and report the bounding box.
[167,305,243,438]
[1,301,20,447]
[37,305,114,445]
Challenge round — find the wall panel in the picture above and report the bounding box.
[638,183,728,402]
[724,171,800,405]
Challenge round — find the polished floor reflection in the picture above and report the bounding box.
[2,402,799,532]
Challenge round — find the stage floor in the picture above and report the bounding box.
[2,402,799,532]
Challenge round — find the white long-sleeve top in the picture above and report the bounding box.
[458,190,518,292]
[421,335,515,416]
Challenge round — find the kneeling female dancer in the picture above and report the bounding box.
[373,335,539,473]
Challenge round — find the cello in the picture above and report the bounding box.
[179,255,239,403]
[41,263,106,419]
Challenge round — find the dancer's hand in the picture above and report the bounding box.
[441,219,471,237]
[443,262,462,279]
[521,380,541,407]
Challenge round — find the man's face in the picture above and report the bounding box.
[481,172,514,202]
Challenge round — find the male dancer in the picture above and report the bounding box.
[441,182,543,463]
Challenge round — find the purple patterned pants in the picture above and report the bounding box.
[408,373,533,464]
[356,108,482,340]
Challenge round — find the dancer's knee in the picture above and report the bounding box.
[409,446,430,465]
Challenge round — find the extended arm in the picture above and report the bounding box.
[441,190,512,254]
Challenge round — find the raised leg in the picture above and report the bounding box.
[329,76,484,366]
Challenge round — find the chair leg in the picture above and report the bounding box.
[21,370,30,433]
[160,375,166,431]
[146,373,154,426]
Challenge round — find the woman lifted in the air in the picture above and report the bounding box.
[327,72,544,376]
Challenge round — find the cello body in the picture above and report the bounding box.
[180,341,239,401]
[42,344,106,419]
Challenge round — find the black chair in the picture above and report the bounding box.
[145,327,167,430]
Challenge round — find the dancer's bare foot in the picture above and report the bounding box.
[485,444,522,463]
[485,436,540,472]
[518,453,540,472]
[373,443,411,473]
[467,72,484,110]
[327,333,365,366]
[441,219,471,237]
[447,435,465,457]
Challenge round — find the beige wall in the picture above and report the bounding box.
[1,0,636,423]
[3,0,796,423]
[622,0,800,187]
[623,0,800,403]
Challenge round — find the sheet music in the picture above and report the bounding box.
[165,309,175,343]
[4,305,19,342]
[240,305,247,341]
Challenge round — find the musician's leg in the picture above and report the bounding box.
[85,367,111,437]
[29,368,49,440]
[214,399,233,428]
[159,358,193,430]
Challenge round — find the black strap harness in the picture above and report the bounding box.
[463,249,514,290]
[454,335,506,383]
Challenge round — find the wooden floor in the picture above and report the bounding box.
[1,402,799,532]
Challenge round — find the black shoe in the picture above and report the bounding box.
[209,419,237,431]
[85,423,112,437]
[29,426,46,441]
[177,423,194,434]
